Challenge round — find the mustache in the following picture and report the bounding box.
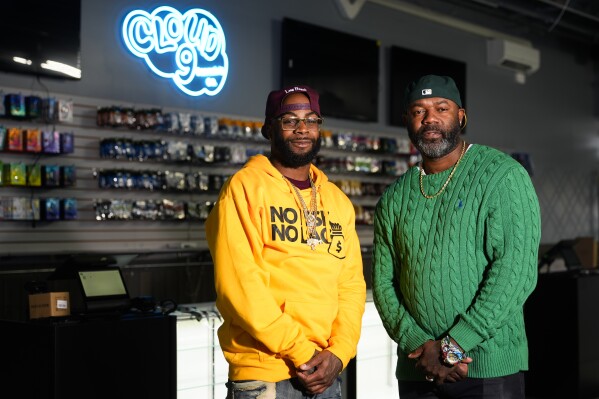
[287,137,315,143]
[420,126,442,133]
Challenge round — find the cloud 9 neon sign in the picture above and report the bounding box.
[122,6,228,97]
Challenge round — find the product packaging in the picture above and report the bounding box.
[29,292,70,319]
[26,129,42,152]
[27,164,42,186]
[42,130,61,154]
[7,127,24,151]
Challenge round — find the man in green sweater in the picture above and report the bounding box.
[371,75,541,399]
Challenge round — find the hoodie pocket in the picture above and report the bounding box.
[284,299,338,346]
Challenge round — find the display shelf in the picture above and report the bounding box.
[0,85,410,254]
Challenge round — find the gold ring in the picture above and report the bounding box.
[425,375,434,382]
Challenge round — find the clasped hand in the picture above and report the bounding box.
[408,340,473,384]
[296,350,342,395]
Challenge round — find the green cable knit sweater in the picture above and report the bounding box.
[372,144,541,380]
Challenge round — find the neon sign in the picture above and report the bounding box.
[122,6,228,97]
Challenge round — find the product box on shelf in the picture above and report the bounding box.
[28,292,70,319]
[27,164,42,186]
[7,127,24,151]
[57,99,73,123]
[61,165,76,186]
[4,93,25,118]
[25,95,43,119]
[42,165,61,186]
[0,125,7,151]
[4,162,27,186]
[42,198,61,221]
[60,132,74,153]
[61,198,78,220]
[42,130,60,154]
[26,129,42,152]
[7,197,40,220]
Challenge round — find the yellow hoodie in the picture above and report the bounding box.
[205,154,366,382]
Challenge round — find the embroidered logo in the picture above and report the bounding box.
[422,89,432,95]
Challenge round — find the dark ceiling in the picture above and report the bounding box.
[395,0,599,64]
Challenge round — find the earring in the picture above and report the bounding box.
[460,113,468,130]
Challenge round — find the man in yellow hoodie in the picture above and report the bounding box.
[205,85,366,398]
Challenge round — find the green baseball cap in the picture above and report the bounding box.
[403,75,463,109]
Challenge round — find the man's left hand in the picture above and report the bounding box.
[408,340,472,384]
[296,350,342,395]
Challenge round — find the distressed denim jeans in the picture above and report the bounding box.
[225,377,342,399]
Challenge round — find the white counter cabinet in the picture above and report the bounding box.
[175,300,398,399]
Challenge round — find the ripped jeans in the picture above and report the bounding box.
[225,377,342,399]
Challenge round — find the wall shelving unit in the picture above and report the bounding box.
[0,86,414,256]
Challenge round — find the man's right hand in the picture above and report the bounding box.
[296,350,342,395]
[408,340,472,384]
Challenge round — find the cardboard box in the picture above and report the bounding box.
[29,292,70,319]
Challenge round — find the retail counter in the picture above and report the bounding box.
[174,295,398,399]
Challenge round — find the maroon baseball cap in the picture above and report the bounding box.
[261,85,321,138]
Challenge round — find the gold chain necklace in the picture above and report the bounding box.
[284,175,323,250]
[419,141,467,199]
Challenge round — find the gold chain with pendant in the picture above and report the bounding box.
[419,141,467,199]
[284,175,323,250]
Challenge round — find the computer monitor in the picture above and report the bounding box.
[48,264,131,315]
[76,268,130,312]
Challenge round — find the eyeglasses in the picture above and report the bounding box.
[275,116,323,130]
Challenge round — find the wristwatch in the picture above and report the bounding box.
[440,336,464,366]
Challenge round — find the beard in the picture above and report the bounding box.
[408,119,461,159]
[271,130,322,168]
